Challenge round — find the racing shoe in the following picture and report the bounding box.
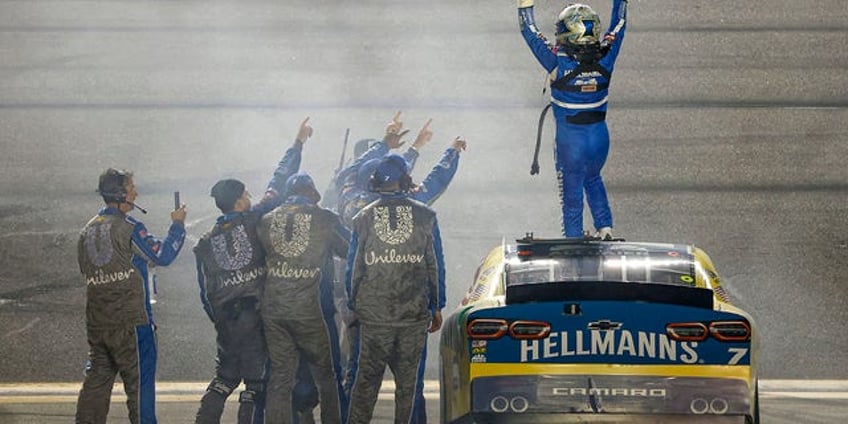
[595,227,613,241]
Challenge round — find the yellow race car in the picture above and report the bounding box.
[440,235,759,423]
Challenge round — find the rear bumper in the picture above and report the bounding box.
[465,412,748,424]
[470,374,752,419]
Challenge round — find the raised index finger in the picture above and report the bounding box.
[421,118,433,131]
[391,110,402,123]
[301,116,310,126]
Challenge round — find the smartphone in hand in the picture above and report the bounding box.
[174,191,180,210]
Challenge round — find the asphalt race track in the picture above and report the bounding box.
[0,0,846,422]
[1,380,847,423]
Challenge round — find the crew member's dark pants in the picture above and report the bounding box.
[196,298,267,424]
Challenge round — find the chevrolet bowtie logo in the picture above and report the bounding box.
[588,320,622,331]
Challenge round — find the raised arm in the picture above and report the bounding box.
[334,140,390,194]
[253,117,312,214]
[403,118,434,171]
[130,219,185,266]
[518,0,557,72]
[411,137,465,205]
[334,111,409,194]
[601,0,629,65]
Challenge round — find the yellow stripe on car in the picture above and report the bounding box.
[470,363,752,382]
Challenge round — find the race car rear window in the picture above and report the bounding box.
[505,251,697,287]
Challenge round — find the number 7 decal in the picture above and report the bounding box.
[727,347,748,365]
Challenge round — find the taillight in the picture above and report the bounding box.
[517,248,533,258]
[666,322,708,342]
[667,321,751,342]
[509,320,551,340]
[710,321,751,342]
[467,319,508,340]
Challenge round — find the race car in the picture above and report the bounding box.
[440,234,759,424]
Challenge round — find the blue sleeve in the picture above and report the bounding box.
[130,221,185,266]
[412,147,460,205]
[432,218,446,311]
[345,229,360,310]
[519,6,557,73]
[601,0,628,67]
[402,147,420,171]
[253,140,304,215]
[335,141,390,192]
[194,253,216,322]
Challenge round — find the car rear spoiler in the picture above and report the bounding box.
[506,281,715,309]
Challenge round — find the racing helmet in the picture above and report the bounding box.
[555,3,601,46]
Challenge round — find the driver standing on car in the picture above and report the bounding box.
[344,154,446,424]
[517,0,628,239]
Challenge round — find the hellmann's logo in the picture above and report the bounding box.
[520,330,699,364]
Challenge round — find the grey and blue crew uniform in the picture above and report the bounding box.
[76,208,185,424]
[193,140,303,424]
[257,195,350,424]
[344,193,445,424]
[519,0,627,237]
[290,141,416,423]
[195,140,303,318]
[337,147,458,423]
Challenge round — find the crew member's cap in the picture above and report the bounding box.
[285,172,321,204]
[372,154,410,186]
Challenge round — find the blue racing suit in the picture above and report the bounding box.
[519,0,627,237]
